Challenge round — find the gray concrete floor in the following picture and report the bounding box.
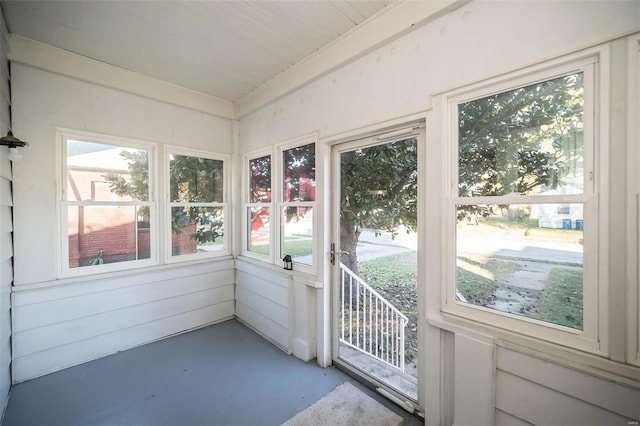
[2,320,423,426]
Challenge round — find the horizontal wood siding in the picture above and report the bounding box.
[12,260,235,383]
[0,158,11,419]
[235,259,291,352]
[494,409,533,426]
[495,346,640,425]
[0,6,11,418]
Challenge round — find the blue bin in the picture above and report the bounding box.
[575,219,584,230]
[562,219,571,229]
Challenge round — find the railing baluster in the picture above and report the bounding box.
[375,297,379,358]
[394,311,398,367]
[341,269,345,342]
[383,305,387,362]
[349,275,353,345]
[356,279,360,349]
[338,263,407,372]
[368,290,372,354]
[400,316,405,371]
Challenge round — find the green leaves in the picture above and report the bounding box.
[340,138,418,236]
[458,73,584,199]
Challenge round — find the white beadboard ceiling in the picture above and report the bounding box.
[2,0,395,103]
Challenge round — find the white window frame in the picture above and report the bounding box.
[57,129,158,278]
[242,135,317,274]
[441,52,608,355]
[627,33,640,366]
[242,148,274,263]
[276,136,317,274]
[164,146,230,263]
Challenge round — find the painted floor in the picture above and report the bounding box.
[2,320,423,426]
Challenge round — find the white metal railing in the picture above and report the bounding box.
[339,262,408,372]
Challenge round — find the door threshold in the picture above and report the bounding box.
[334,359,424,419]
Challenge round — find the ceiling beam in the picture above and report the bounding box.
[8,35,235,119]
[234,0,467,118]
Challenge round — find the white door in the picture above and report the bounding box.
[331,126,424,414]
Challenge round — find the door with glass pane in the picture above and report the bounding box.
[332,128,422,410]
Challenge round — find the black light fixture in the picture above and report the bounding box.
[0,131,29,162]
[282,254,293,270]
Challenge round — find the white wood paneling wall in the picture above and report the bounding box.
[235,259,291,352]
[12,260,234,383]
[0,158,11,415]
[0,7,12,418]
[495,345,640,425]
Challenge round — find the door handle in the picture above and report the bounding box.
[330,243,349,265]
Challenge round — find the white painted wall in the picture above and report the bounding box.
[3,1,640,422]
[239,1,639,149]
[236,260,292,352]
[235,258,319,361]
[0,10,12,419]
[237,2,640,424]
[9,59,236,382]
[12,261,234,382]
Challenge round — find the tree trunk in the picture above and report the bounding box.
[339,218,360,275]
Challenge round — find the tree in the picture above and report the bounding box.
[339,138,417,273]
[339,73,583,273]
[105,152,225,245]
[458,73,584,203]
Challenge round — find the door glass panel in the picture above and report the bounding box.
[337,137,418,401]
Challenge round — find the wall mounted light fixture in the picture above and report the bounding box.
[0,131,29,162]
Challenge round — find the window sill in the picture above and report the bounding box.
[14,255,235,292]
[236,255,318,285]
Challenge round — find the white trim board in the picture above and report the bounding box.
[7,35,235,119]
[234,0,466,118]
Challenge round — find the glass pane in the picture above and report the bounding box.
[68,205,151,268]
[458,73,584,197]
[169,154,224,203]
[282,206,313,265]
[249,155,271,203]
[171,206,224,256]
[248,207,270,256]
[456,204,584,330]
[338,137,418,400]
[67,140,149,202]
[283,143,315,202]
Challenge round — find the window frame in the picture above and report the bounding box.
[242,148,274,263]
[277,138,317,273]
[58,129,158,278]
[441,54,607,355]
[627,33,640,367]
[242,135,317,274]
[164,146,230,263]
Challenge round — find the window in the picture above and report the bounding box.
[444,57,601,352]
[167,150,228,260]
[246,153,272,258]
[62,134,156,274]
[243,137,316,271]
[60,130,230,277]
[280,142,315,267]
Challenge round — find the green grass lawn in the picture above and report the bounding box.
[533,267,583,330]
[358,250,583,331]
[249,238,313,257]
[469,215,584,245]
[456,257,520,305]
[358,253,417,314]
